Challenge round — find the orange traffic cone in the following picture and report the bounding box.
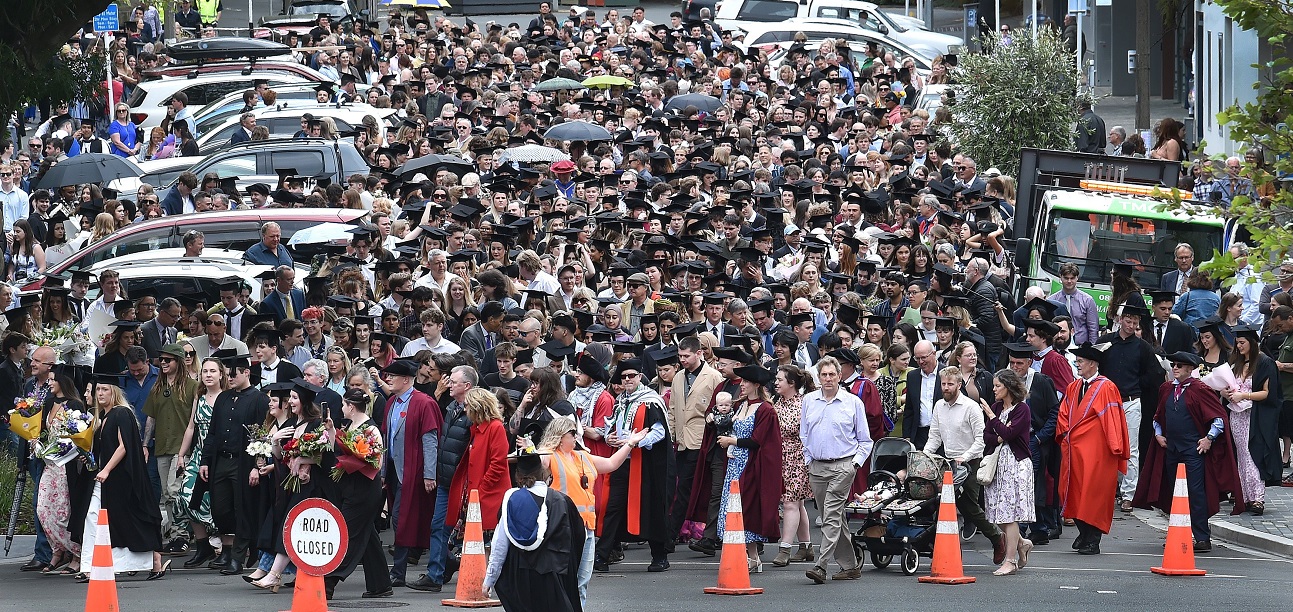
[704,481,763,596]
[1151,463,1207,576]
[85,509,119,612]
[918,470,976,585]
[442,489,501,608]
[279,573,332,612]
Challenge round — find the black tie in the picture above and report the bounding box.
[1079,380,1090,402]
[1156,322,1165,346]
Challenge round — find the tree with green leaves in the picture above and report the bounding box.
[1185,0,1293,285]
[945,29,1082,178]
[0,0,117,147]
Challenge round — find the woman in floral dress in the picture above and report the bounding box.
[981,369,1035,576]
[713,365,783,574]
[771,364,817,567]
[36,374,86,574]
[174,357,225,568]
[1224,327,1283,514]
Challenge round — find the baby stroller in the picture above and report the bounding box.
[851,438,967,575]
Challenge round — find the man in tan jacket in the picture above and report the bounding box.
[668,335,723,550]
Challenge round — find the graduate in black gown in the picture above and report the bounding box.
[483,451,584,612]
[245,381,295,585]
[324,388,394,599]
[89,371,169,580]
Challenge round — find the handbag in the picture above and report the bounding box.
[977,445,1001,485]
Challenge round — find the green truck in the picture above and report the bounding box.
[1013,149,1237,318]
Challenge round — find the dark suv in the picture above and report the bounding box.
[682,0,721,20]
[166,138,370,193]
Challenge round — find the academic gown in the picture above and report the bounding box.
[609,400,673,544]
[383,390,442,548]
[684,401,783,540]
[1246,355,1284,485]
[1132,380,1245,516]
[1056,376,1130,533]
[492,486,585,612]
[94,405,163,552]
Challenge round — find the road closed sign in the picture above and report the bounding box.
[283,498,349,575]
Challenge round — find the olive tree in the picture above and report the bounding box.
[946,29,1082,177]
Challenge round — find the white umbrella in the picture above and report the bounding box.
[497,144,571,164]
[288,222,358,246]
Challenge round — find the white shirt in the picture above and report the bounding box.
[924,391,986,463]
[528,271,560,294]
[258,357,282,387]
[400,336,461,357]
[919,368,938,427]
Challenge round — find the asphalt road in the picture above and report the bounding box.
[5,510,1291,612]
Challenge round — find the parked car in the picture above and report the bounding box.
[719,1,959,58]
[757,23,937,74]
[21,208,367,292]
[105,157,197,201]
[194,103,396,153]
[192,83,372,136]
[83,257,297,307]
[127,72,314,130]
[256,0,363,38]
[161,138,370,194]
[914,84,951,114]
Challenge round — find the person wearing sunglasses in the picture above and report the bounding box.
[594,358,671,573]
[187,312,249,360]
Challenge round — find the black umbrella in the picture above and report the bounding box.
[542,121,613,142]
[35,153,140,190]
[664,93,723,114]
[394,154,474,180]
[5,455,28,555]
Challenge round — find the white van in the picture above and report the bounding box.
[715,0,960,58]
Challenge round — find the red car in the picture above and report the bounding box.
[22,208,367,292]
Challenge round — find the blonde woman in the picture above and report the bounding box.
[538,415,646,607]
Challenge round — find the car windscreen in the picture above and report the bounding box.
[736,0,798,21]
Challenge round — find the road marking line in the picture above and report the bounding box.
[1097,590,1117,594]
[1060,586,1079,590]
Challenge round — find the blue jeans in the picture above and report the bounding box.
[147,447,161,504]
[29,458,50,564]
[425,485,451,583]
[577,527,594,608]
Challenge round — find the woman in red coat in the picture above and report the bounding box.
[447,387,511,532]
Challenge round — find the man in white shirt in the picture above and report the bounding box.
[401,308,460,356]
[517,249,559,294]
[924,366,1005,564]
[1231,242,1266,326]
[414,249,460,294]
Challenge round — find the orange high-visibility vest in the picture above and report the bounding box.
[549,450,598,530]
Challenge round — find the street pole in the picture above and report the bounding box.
[995,0,1001,34]
[1134,0,1151,130]
[105,31,114,127]
[1031,0,1037,41]
[248,0,253,37]
[1075,9,1083,96]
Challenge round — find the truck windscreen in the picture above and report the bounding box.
[1041,209,1222,289]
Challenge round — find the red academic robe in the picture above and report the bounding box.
[1039,349,1075,392]
[383,389,442,548]
[848,376,886,496]
[1131,379,1245,516]
[447,419,511,531]
[579,389,616,535]
[1056,376,1130,533]
[685,401,784,541]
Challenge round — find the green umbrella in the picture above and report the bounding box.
[581,75,634,89]
[534,77,586,92]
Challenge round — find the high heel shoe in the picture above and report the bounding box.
[147,559,172,581]
[251,571,283,594]
[747,557,763,574]
[244,570,268,583]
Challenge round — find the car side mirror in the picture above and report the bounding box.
[879,24,889,34]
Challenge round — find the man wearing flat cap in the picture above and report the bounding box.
[1132,351,1244,553]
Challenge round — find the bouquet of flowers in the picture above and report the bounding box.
[281,424,330,492]
[64,408,94,451]
[8,394,42,441]
[35,404,96,469]
[34,325,95,367]
[330,426,385,481]
[245,424,274,461]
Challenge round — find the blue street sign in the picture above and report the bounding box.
[93,5,119,32]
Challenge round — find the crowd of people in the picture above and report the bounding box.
[0,1,1284,609]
